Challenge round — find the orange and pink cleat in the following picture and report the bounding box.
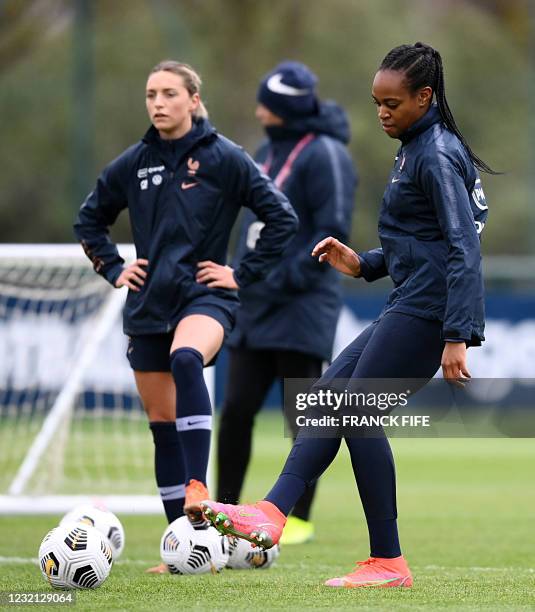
[184,479,210,523]
[324,555,413,588]
[200,500,286,549]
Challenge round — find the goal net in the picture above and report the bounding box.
[0,244,213,514]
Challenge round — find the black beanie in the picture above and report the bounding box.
[257,61,318,120]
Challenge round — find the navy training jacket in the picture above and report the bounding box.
[227,101,358,360]
[73,118,298,335]
[358,105,488,344]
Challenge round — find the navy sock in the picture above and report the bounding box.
[345,437,401,558]
[288,434,318,521]
[265,436,342,515]
[170,347,212,485]
[149,421,185,523]
[367,518,401,559]
[291,482,317,521]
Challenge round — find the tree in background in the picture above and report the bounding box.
[0,0,529,253]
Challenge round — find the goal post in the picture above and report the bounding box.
[0,244,214,515]
[8,286,128,496]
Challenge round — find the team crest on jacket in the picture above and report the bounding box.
[187,158,200,176]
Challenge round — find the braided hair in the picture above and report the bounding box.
[380,42,497,174]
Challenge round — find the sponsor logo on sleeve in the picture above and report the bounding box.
[471,179,488,211]
[246,221,266,250]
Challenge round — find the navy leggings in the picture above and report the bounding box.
[265,312,445,557]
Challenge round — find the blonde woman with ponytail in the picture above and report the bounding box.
[74,60,298,572]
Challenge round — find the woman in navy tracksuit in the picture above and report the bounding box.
[202,43,494,588]
[213,62,357,544]
[73,61,297,569]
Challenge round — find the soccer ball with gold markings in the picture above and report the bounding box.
[38,522,113,589]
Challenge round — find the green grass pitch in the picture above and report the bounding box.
[1,413,534,610]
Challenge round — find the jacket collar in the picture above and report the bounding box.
[398,104,442,144]
[264,100,351,144]
[142,118,216,165]
[265,125,306,142]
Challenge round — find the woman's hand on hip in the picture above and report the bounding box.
[311,237,361,277]
[115,259,148,291]
[196,261,239,289]
[441,341,471,386]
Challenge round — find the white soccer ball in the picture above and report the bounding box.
[59,505,125,559]
[160,516,229,575]
[38,523,113,589]
[226,537,280,570]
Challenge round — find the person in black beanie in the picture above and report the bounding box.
[209,61,358,544]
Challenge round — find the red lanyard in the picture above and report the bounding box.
[262,133,315,190]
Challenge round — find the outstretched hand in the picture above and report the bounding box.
[196,261,239,289]
[311,237,361,277]
[441,342,471,387]
[115,259,148,292]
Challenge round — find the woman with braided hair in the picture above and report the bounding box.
[202,42,494,588]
